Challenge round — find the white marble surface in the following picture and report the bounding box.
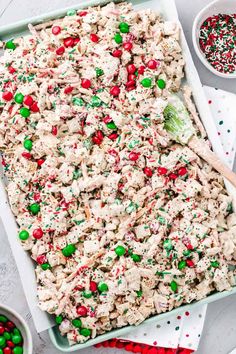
[0,1,236,353]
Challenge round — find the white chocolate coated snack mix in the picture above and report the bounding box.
[0,2,236,345]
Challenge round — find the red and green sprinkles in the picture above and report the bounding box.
[199,14,236,74]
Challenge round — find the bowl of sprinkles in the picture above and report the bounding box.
[192,0,236,78]
[0,304,32,354]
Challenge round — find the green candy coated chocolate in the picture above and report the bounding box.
[106,121,117,130]
[119,22,129,33]
[170,280,178,292]
[132,254,141,262]
[95,68,104,77]
[98,282,108,293]
[72,318,82,328]
[163,239,173,251]
[3,332,11,340]
[83,291,93,299]
[73,169,82,180]
[157,79,166,89]
[29,203,40,215]
[114,33,123,44]
[72,97,84,106]
[178,260,186,270]
[211,261,219,268]
[136,290,142,297]
[183,249,191,257]
[5,40,16,50]
[62,244,76,257]
[19,230,29,241]
[13,347,23,354]
[12,334,22,344]
[0,349,3,354]
[23,139,33,151]
[67,9,76,16]
[115,245,126,257]
[90,96,102,107]
[14,93,24,104]
[41,263,51,270]
[80,328,91,337]
[0,316,7,323]
[20,107,30,118]
[141,78,152,88]
[55,315,63,325]
[0,337,5,348]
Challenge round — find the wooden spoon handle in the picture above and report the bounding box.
[188,135,236,188]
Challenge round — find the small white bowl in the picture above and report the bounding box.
[192,0,236,79]
[0,304,33,353]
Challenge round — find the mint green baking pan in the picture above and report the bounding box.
[1,0,236,351]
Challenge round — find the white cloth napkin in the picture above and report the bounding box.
[119,86,236,351]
